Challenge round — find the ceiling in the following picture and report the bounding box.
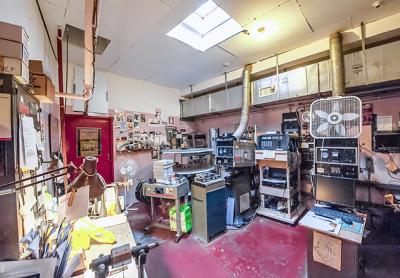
[39,0,400,90]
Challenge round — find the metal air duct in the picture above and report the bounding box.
[329,32,345,96]
[233,65,252,139]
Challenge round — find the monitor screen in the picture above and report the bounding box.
[315,175,355,207]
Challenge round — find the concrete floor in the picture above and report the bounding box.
[128,202,307,278]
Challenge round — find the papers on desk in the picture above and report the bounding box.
[21,116,39,170]
[300,211,342,235]
[58,186,89,224]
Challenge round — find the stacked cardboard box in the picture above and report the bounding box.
[29,60,55,103]
[0,21,29,84]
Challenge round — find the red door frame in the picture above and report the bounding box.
[64,114,114,183]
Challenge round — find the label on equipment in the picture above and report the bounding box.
[317,168,324,173]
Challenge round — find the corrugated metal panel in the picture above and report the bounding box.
[278,73,289,100]
[345,51,364,87]
[181,99,193,117]
[227,85,243,109]
[193,94,210,115]
[382,40,400,82]
[306,63,319,95]
[318,60,330,93]
[210,90,228,112]
[253,76,278,105]
[288,67,307,98]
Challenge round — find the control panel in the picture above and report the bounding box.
[216,135,255,168]
[194,172,225,186]
[314,139,359,179]
[143,178,189,199]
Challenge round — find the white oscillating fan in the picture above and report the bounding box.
[119,159,139,212]
[310,96,362,139]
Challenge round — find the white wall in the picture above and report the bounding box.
[0,0,60,163]
[0,0,58,84]
[107,72,182,116]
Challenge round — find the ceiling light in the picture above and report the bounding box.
[250,20,277,40]
[167,0,243,52]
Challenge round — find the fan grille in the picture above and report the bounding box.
[310,96,362,138]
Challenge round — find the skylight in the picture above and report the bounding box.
[167,0,243,52]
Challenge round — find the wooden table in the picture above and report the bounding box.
[299,209,367,277]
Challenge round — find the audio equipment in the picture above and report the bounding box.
[314,139,359,179]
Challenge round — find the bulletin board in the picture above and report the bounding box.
[113,108,192,153]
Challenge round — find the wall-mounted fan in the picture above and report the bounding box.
[310,96,362,138]
[119,159,139,212]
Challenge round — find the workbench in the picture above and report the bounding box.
[79,214,142,278]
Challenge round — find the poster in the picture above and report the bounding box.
[313,231,342,271]
[362,103,373,125]
[78,128,101,157]
[21,116,39,170]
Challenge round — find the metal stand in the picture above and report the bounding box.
[145,194,189,242]
[122,179,137,213]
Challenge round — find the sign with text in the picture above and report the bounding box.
[77,128,101,157]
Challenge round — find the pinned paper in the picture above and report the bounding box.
[21,116,39,170]
[313,231,342,271]
[58,186,90,224]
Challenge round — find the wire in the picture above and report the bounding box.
[226,205,262,230]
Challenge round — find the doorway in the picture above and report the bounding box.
[64,114,114,183]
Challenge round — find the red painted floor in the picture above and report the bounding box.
[128,203,307,278]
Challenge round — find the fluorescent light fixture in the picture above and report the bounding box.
[167,0,243,52]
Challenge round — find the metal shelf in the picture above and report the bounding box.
[173,165,215,175]
[161,148,213,155]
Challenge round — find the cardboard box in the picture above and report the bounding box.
[29,60,44,74]
[0,39,29,66]
[0,57,29,84]
[30,73,55,103]
[0,21,29,47]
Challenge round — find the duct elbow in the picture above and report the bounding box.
[233,64,252,140]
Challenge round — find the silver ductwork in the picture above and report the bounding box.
[329,32,345,96]
[233,65,252,139]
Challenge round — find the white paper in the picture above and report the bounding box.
[21,116,39,170]
[58,186,90,224]
[377,116,393,131]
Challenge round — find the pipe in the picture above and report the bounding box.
[329,32,345,96]
[57,26,68,191]
[84,0,95,97]
[233,65,252,139]
[55,92,90,101]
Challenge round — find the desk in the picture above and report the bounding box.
[299,209,367,277]
[80,214,141,278]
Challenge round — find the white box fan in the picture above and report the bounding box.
[310,96,362,139]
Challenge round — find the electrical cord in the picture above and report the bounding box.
[386,153,400,181]
[226,205,262,230]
